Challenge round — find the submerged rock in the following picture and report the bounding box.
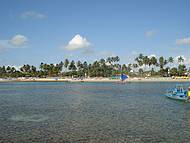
[10,114,48,122]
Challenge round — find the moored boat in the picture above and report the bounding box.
[165,84,188,101]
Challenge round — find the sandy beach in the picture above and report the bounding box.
[0,77,190,83]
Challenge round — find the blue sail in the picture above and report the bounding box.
[121,74,128,81]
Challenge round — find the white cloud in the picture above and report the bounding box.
[176,37,190,45]
[0,34,28,50]
[100,51,115,57]
[9,34,28,47]
[65,34,91,51]
[145,30,156,38]
[21,11,46,19]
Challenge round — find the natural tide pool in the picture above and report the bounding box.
[0,82,190,143]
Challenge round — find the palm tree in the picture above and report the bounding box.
[164,59,168,66]
[77,61,82,69]
[139,53,144,60]
[40,63,44,70]
[135,54,144,67]
[178,56,184,64]
[0,54,189,78]
[178,64,186,76]
[122,64,127,73]
[9,67,16,77]
[106,57,112,64]
[64,59,69,71]
[99,59,105,66]
[0,66,6,77]
[170,67,178,76]
[135,57,139,63]
[133,63,138,68]
[139,68,143,76]
[159,56,164,69]
[150,56,157,69]
[20,64,31,76]
[168,57,174,68]
[58,61,64,73]
[128,63,132,73]
[142,56,150,71]
[76,60,83,77]
[132,63,138,72]
[6,66,11,74]
[158,57,168,76]
[159,56,164,76]
[31,65,37,76]
[114,56,120,62]
[83,61,88,77]
[69,60,76,71]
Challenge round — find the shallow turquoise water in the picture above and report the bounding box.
[0,82,190,143]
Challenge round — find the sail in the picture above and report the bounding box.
[121,74,128,81]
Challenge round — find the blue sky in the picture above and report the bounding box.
[0,0,190,67]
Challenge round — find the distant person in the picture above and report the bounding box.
[188,87,190,100]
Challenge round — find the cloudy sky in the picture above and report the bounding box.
[0,0,190,67]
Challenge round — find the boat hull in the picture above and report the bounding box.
[165,94,188,102]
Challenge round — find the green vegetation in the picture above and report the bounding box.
[0,54,190,78]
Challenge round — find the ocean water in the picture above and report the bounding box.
[0,82,190,143]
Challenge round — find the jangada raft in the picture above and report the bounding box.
[121,74,128,82]
[165,84,188,101]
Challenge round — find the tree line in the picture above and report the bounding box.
[0,54,189,78]
[133,54,188,77]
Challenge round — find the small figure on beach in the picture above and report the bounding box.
[187,87,190,100]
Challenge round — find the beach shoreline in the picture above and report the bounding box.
[0,77,190,83]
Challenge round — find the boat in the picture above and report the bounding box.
[116,74,128,84]
[121,74,128,81]
[165,84,188,101]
